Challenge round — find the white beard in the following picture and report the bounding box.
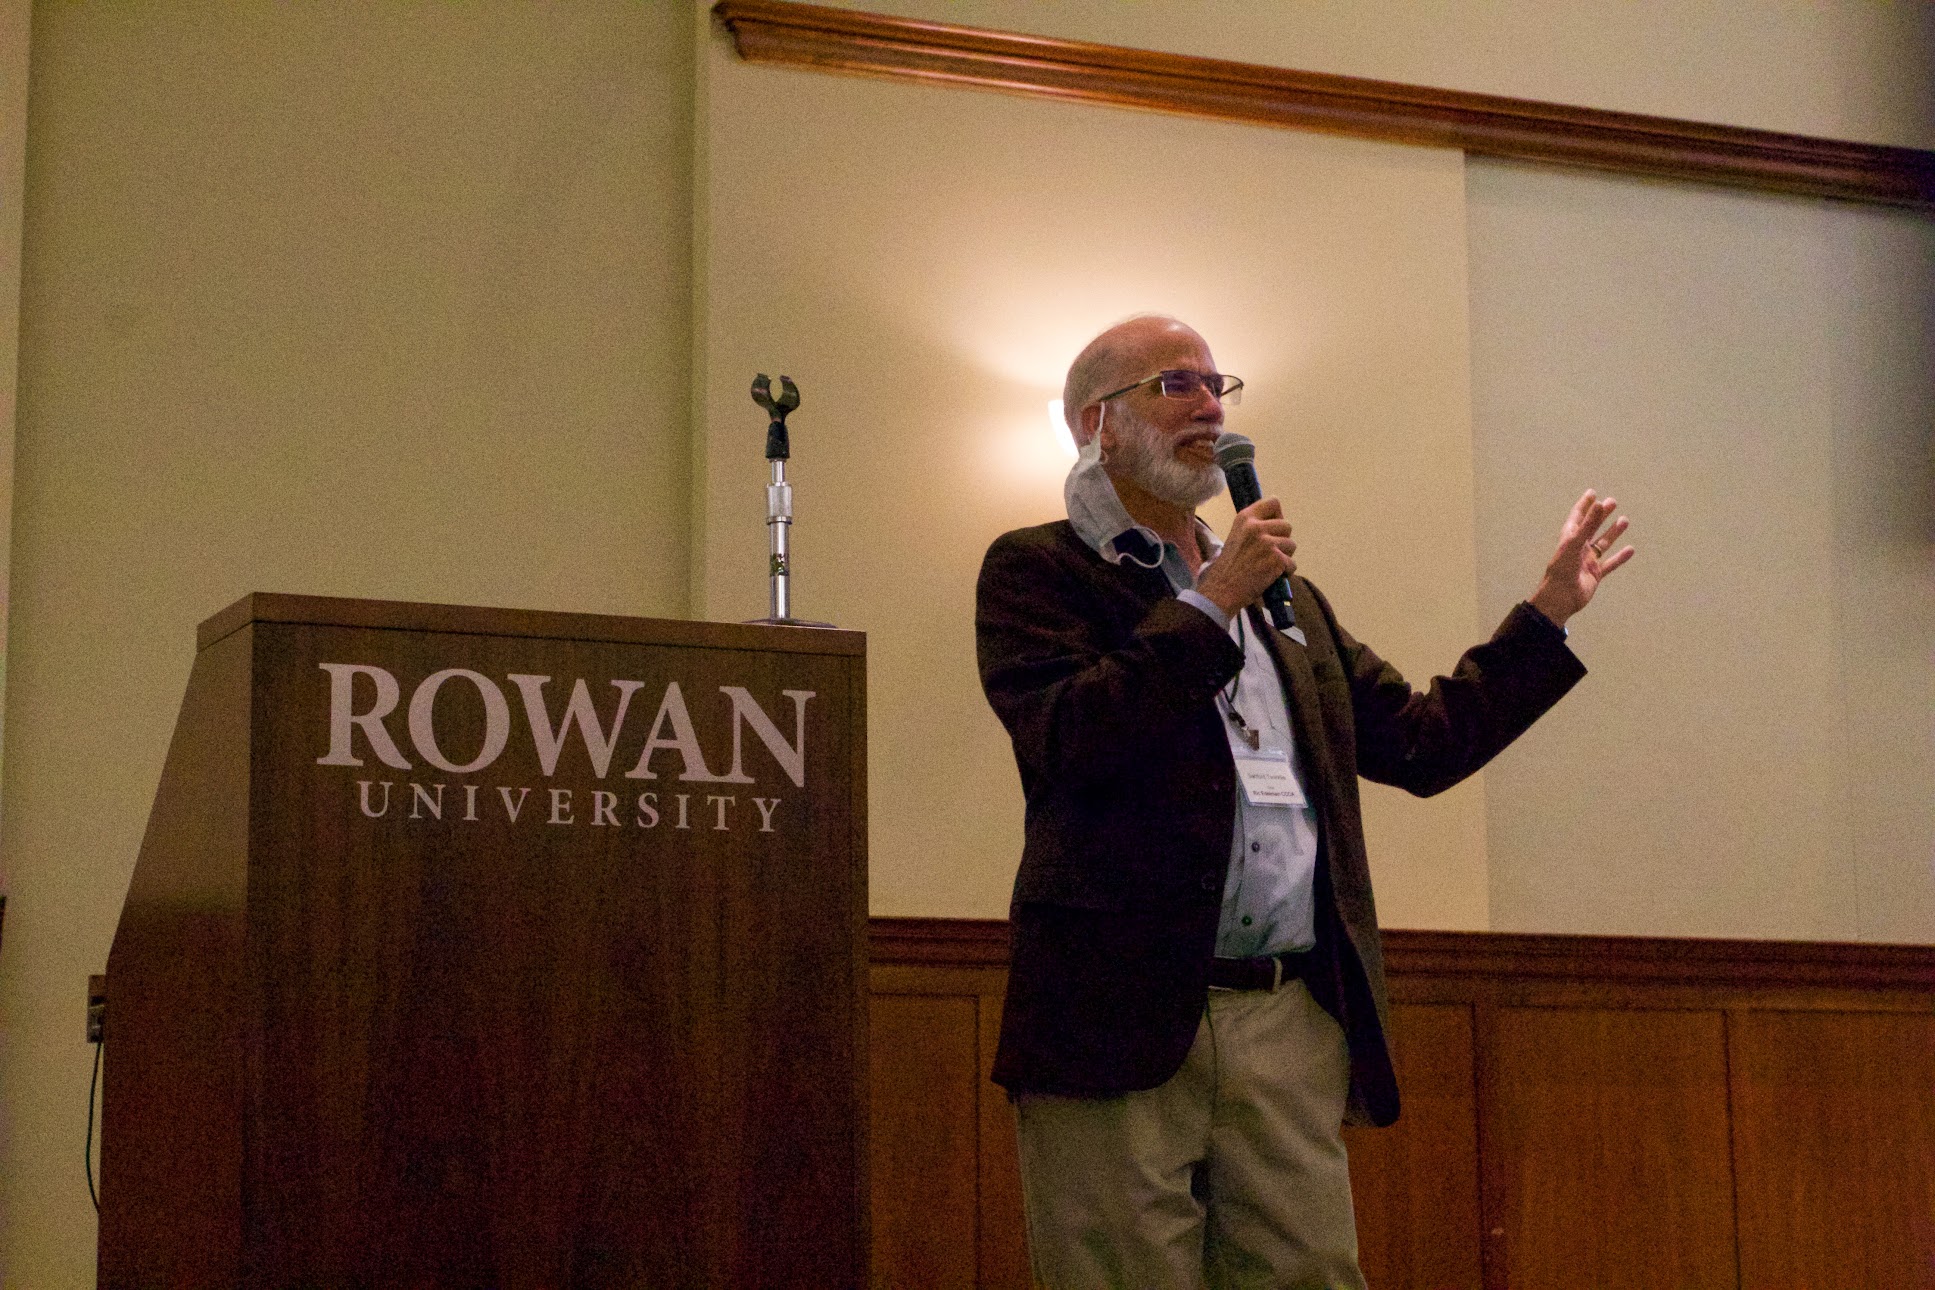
[1108,404,1225,509]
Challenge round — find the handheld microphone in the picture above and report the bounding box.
[1213,432,1300,638]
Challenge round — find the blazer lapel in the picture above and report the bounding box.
[1251,605,1343,815]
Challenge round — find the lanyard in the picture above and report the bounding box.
[1220,611,1263,751]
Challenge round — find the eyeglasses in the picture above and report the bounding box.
[1098,369,1244,406]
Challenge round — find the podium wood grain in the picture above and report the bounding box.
[102,595,868,1289]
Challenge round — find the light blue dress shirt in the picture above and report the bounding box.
[1062,446,1318,955]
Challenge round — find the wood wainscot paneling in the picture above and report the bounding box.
[1480,1007,1737,1288]
[871,992,981,1287]
[869,919,1028,1290]
[868,920,1935,1290]
[1729,1011,1935,1289]
[1340,1002,1483,1289]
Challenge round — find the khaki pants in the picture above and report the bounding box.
[1014,981,1367,1290]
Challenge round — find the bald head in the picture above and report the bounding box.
[1063,315,1214,444]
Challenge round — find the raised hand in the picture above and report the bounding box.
[1528,490,1634,627]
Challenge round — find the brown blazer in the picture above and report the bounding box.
[975,520,1584,1125]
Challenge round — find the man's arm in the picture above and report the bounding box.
[1323,491,1632,797]
[1322,589,1586,798]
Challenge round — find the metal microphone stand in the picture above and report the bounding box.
[746,374,833,628]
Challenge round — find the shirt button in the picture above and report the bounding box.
[1241,915,1253,927]
[1200,873,1219,891]
[1250,841,1261,853]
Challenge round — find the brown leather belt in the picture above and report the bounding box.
[1208,949,1316,992]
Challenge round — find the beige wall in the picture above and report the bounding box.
[0,4,694,1284]
[1824,203,1935,945]
[1,0,1928,1283]
[1468,159,1935,942]
[841,0,1935,150]
[0,0,25,836]
[697,42,1488,926]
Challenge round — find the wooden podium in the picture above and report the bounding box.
[100,594,869,1288]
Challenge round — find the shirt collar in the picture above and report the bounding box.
[1064,443,1222,571]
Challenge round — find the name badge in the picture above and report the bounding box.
[1234,746,1307,807]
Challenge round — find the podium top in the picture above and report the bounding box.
[198,592,866,657]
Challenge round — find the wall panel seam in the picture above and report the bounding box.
[1723,1008,1745,1290]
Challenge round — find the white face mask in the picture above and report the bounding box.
[1063,411,1165,570]
[1063,426,1126,546]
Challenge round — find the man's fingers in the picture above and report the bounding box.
[1559,490,1599,549]
[1564,492,1628,556]
[1597,545,1636,576]
[1236,535,1296,569]
[1214,499,1299,603]
[1585,514,1631,560]
[1231,508,1293,547]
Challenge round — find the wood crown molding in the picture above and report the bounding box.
[714,0,1935,210]
[868,917,1935,996]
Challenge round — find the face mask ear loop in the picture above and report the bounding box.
[1093,402,1108,465]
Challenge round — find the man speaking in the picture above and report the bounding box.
[974,314,1633,1288]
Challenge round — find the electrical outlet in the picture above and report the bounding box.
[86,974,106,1045]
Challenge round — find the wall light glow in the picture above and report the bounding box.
[1047,399,1076,460]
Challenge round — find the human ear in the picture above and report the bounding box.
[1081,401,1109,453]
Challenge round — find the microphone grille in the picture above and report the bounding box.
[1213,432,1255,470]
